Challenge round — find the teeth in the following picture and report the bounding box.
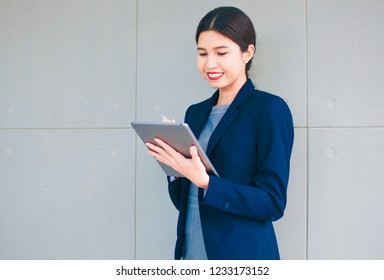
[208,72,223,78]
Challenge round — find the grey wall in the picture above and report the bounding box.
[0,0,383,260]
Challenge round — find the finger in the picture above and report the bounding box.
[190,146,203,165]
[147,140,180,168]
[146,144,174,167]
[161,115,177,123]
[146,142,170,159]
[145,142,163,154]
[154,138,179,156]
[153,138,168,147]
[147,149,165,162]
[190,145,199,158]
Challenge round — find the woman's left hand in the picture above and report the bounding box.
[146,138,209,189]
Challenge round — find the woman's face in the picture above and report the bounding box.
[197,30,251,94]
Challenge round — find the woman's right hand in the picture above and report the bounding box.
[161,114,176,123]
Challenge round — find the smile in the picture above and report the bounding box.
[207,72,224,81]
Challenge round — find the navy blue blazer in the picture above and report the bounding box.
[168,79,294,260]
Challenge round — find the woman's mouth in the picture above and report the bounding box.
[207,72,224,81]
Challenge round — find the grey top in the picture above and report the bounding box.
[183,105,229,260]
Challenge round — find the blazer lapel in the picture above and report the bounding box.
[188,91,219,138]
[206,80,255,157]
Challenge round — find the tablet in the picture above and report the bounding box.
[131,121,219,177]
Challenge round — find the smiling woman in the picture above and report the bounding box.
[146,6,294,260]
[196,30,255,105]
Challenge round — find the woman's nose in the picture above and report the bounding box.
[206,55,218,69]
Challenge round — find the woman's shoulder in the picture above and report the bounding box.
[252,88,284,102]
[247,88,291,113]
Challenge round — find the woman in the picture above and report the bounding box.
[146,6,294,260]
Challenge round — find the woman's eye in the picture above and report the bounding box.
[198,53,207,56]
[217,52,228,56]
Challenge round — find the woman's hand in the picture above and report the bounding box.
[146,138,210,189]
[161,114,176,123]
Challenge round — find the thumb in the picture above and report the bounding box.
[190,146,200,161]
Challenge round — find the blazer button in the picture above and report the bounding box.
[224,202,230,209]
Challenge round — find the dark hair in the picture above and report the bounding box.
[195,6,256,77]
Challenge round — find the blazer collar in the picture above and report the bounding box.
[189,79,255,147]
[206,79,255,156]
[178,79,250,160]
[189,90,219,137]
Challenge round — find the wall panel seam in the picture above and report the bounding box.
[305,0,309,261]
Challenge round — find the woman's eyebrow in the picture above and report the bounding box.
[197,46,229,51]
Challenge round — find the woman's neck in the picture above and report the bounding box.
[217,77,247,105]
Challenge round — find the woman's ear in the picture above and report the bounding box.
[243,44,255,63]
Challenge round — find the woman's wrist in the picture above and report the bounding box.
[196,173,210,189]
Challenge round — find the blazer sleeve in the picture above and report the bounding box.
[200,97,294,222]
[168,176,182,211]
